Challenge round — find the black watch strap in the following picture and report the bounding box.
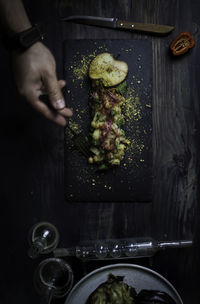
[5,24,45,51]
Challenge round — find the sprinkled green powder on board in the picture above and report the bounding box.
[65,46,151,191]
[123,87,142,122]
[73,56,89,80]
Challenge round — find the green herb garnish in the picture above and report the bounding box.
[116,81,127,95]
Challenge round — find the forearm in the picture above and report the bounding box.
[0,0,31,36]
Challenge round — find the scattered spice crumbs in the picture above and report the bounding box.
[65,42,151,197]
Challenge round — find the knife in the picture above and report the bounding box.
[61,15,174,35]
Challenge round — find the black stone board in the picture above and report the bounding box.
[64,39,152,202]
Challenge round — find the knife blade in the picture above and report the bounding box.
[61,15,174,35]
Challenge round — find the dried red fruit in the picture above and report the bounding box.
[170,31,195,56]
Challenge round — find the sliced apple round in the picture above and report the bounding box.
[89,53,128,87]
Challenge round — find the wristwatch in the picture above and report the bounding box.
[6,24,45,50]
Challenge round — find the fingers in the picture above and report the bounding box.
[32,98,68,126]
[24,86,70,126]
[12,41,72,126]
[35,77,73,125]
[42,72,72,115]
[40,79,66,95]
[58,79,66,88]
[57,107,74,117]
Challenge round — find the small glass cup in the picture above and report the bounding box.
[28,222,59,259]
[34,258,73,303]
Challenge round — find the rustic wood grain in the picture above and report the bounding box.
[0,0,200,303]
[60,0,200,302]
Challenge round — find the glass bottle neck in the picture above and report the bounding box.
[158,240,193,249]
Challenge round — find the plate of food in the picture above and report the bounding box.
[64,263,183,304]
[64,39,152,202]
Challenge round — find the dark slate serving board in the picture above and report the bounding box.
[64,39,152,202]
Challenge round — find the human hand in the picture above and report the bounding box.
[11,42,72,126]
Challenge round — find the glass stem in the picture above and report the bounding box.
[28,237,46,258]
[47,287,55,304]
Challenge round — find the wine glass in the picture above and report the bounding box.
[28,222,59,259]
[34,258,73,303]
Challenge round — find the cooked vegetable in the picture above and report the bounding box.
[117,81,128,95]
[170,31,195,56]
[86,274,177,304]
[88,53,130,169]
[86,274,137,304]
[88,83,130,169]
[89,53,128,87]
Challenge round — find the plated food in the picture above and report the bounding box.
[86,274,177,304]
[88,53,130,169]
[65,264,182,304]
[86,274,136,304]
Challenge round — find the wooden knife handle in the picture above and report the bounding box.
[116,20,174,35]
[116,20,136,31]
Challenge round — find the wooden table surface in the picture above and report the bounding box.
[0,0,200,303]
